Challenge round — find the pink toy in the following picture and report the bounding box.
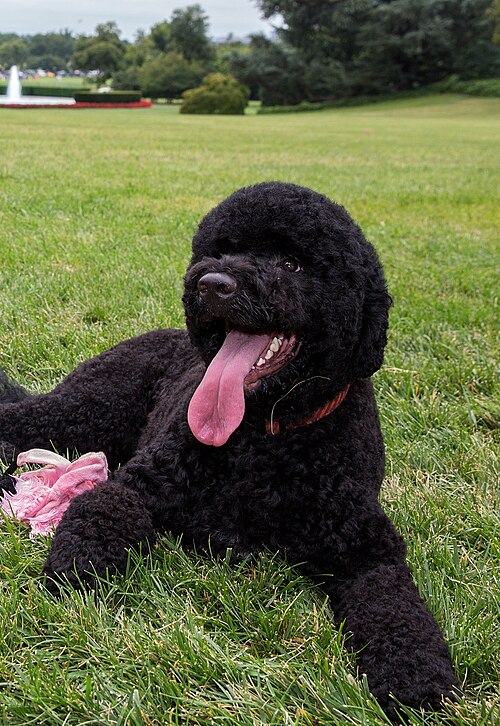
[1,449,108,536]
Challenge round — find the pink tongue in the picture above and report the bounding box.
[188,330,271,447]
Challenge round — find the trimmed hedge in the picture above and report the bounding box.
[432,76,500,97]
[257,78,500,114]
[257,90,432,114]
[22,85,81,97]
[73,91,142,103]
[258,101,326,114]
[0,85,82,97]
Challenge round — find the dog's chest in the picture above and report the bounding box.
[174,425,343,553]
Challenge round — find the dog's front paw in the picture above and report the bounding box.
[42,529,121,595]
[41,481,156,596]
[369,668,460,721]
[42,560,89,597]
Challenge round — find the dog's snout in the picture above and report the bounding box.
[197,272,237,301]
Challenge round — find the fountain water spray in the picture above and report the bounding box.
[6,65,22,101]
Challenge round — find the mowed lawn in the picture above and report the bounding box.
[0,96,498,725]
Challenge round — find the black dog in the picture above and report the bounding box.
[0,182,458,718]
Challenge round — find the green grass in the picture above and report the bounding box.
[0,94,498,724]
[0,76,93,90]
[23,77,93,88]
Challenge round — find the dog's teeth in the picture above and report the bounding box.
[265,349,274,360]
[270,337,280,352]
[257,358,266,367]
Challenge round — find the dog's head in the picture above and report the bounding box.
[182,182,391,446]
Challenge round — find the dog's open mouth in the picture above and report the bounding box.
[244,333,299,389]
[188,329,299,447]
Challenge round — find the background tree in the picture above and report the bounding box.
[353,0,456,92]
[442,0,500,78]
[169,4,215,62]
[489,0,500,43]
[72,22,125,84]
[0,31,76,71]
[230,34,346,105]
[140,51,205,100]
[26,31,75,71]
[0,33,19,44]
[112,5,216,98]
[122,30,154,67]
[214,34,252,75]
[0,38,28,69]
[239,0,500,103]
[257,0,372,64]
[113,30,153,90]
[149,22,172,53]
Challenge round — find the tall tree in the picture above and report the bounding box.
[248,0,500,100]
[27,30,75,67]
[111,7,216,96]
[113,30,153,90]
[169,4,215,62]
[72,22,125,84]
[0,38,28,68]
[489,0,500,43]
[230,34,347,105]
[140,51,205,100]
[440,0,500,78]
[149,21,171,53]
[258,0,373,63]
[353,0,456,92]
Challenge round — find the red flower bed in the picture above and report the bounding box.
[74,100,153,109]
[0,100,153,109]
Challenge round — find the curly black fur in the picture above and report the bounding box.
[0,182,459,718]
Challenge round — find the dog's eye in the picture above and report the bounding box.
[279,257,302,273]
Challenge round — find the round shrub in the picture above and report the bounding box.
[180,73,249,115]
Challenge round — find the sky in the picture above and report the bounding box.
[3,0,274,41]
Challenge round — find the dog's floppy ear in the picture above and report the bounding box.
[351,247,392,380]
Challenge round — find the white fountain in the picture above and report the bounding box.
[0,65,75,106]
[6,64,21,101]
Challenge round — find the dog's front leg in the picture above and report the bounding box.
[0,389,146,469]
[42,481,156,594]
[322,560,460,719]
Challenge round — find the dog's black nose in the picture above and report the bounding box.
[197,272,237,301]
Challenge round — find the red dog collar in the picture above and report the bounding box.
[265,385,350,435]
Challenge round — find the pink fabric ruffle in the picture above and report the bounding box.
[1,449,108,536]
